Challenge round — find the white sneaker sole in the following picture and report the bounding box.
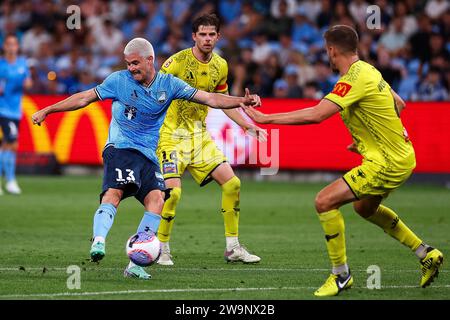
[157,259,174,266]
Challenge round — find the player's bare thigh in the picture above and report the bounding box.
[211,162,235,185]
[315,178,357,213]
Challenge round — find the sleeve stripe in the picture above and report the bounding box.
[323,97,344,111]
[188,88,198,101]
[94,87,103,101]
[215,83,228,92]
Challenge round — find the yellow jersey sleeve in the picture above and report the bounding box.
[160,56,179,76]
[324,71,365,111]
[214,60,228,93]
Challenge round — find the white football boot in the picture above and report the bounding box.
[6,179,21,195]
[157,242,174,266]
[224,245,261,263]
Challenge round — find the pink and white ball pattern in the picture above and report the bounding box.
[126,232,161,267]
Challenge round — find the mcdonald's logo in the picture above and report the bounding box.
[21,96,110,164]
[331,82,352,97]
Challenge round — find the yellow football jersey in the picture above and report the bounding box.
[159,48,228,138]
[325,60,415,171]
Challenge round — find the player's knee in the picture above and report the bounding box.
[101,189,122,207]
[315,192,333,213]
[222,176,240,194]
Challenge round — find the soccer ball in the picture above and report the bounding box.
[126,232,161,267]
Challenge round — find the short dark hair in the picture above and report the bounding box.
[324,25,359,54]
[192,13,220,33]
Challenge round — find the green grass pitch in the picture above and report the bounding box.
[0,175,448,300]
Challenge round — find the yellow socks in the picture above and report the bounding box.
[318,209,347,268]
[366,205,422,251]
[221,176,240,237]
[158,187,182,243]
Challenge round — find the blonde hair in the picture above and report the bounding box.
[123,38,155,58]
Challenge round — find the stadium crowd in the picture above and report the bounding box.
[0,0,449,101]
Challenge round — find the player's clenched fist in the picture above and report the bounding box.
[31,109,48,126]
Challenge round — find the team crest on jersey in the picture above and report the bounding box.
[157,91,167,104]
[124,106,137,120]
[331,82,352,97]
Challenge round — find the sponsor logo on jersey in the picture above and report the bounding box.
[163,58,173,68]
[162,162,177,174]
[331,82,352,97]
[124,106,137,120]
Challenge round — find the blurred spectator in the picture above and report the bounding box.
[284,65,303,98]
[429,32,450,65]
[262,53,284,89]
[251,31,272,64]
[291,8,321,50]
[393,1,418,38]
[287,51,316,87]
[161,30,189,56]
[0,0,447,100]
[425,0,449,20]
[21,23,51,57]
[412,67,449,101]
[376,48,402,91]
[266,0,294,41]
[94,18,124,55]
[409,14,433,62]
[273,79,289,98]
[314,60,335,95]
[219,0,242,24]
[316,0,333,29]
[246,66,272,97]
[303,81,323,99]
[297,1,322,23]
[278,34,308,66]
[379,17,408,56]
[223,1,263,43]
[229,62,247,96]
[270,0,297,18]
[348,0,369,29]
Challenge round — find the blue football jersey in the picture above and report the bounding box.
[0,56,30,120]
[94,70,198,165]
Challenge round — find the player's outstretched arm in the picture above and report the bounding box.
[32,89,99,125]
[243,99,340,125]
[191,87,261,110]
[223,108,268,142]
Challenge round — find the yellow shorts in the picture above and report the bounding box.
[342,161,413,199]
[157,132,227,186]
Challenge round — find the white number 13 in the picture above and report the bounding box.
[115,168,135,182]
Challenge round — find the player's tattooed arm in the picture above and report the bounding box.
[191,87,261,110]
[32,88,99,125]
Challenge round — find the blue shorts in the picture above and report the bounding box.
[100,146,166,205]
[0,117,20,143]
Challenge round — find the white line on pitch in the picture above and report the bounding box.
[1,284,450,299]
[0,267,448,273]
